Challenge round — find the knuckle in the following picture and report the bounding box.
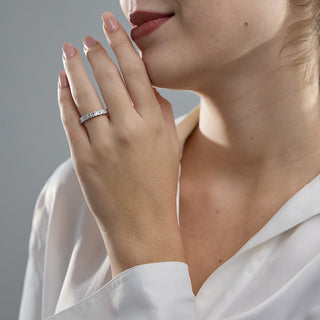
[58,89,67,104]
[111,37,126,49]
[116,126,134,144]
[72,86,91,105]
[60,111,69,127]
[59,107,70,127]
[58,96,64,107]
[58,100,64,112]
[117,131,131,145]
[93,140,112,157]
[97,68,116,82]
[123,63,144,79]
[72,85,86,100]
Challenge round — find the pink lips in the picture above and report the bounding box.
[129,11,174,41]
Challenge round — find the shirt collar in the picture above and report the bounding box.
[174,104,320,254]
[236,173,320,255]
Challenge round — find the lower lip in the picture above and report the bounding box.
[131,16,173,42]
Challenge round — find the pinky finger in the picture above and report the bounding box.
[58,70,91,160]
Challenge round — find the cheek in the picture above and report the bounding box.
[184,0,287,67]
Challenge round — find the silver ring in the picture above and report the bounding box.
[80,109,109,124]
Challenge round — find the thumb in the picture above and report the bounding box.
[153,88,180,159]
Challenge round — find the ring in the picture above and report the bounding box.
[80,109,110,124]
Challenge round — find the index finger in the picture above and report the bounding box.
[102,12,161,121]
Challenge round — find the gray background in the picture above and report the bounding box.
[0,0,199,319]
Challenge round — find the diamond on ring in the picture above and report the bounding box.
[80,109,109,124]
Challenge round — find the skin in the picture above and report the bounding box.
[58,0,320,288]
[58,13,186,279]
[120,1,320,219]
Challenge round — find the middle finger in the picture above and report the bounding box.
[82,36,136,126]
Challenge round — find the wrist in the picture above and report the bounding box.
[102,228,186,278]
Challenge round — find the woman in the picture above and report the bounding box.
[19,0,320,319]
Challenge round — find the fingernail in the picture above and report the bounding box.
[58,71,69,89]
[62,42,75,59]
[102,13,119,32]
[83,36,97,51]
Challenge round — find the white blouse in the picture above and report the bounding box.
[19,105,320,320]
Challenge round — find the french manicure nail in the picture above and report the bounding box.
[62,42,75,59]
[102,13,119,33]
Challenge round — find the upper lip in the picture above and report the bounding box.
[129,11,174,27]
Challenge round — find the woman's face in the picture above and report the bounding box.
[119,0,288,91]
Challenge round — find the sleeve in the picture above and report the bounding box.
[45,261,196,320]
[18,180,50,320]
[19,156,196,320]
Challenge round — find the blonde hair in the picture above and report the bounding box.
[279,0,320,86]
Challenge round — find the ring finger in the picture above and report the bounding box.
[62,42,109,142]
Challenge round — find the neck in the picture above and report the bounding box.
[185,64,320,197]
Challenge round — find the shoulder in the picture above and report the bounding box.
[43,158,80,199]
[45,157,77,189]
[37,158,87,221]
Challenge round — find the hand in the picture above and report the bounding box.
[57,12,185,277]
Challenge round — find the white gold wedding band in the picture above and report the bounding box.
[80,109,109,124]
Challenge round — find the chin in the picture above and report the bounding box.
[141,52,195,90]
